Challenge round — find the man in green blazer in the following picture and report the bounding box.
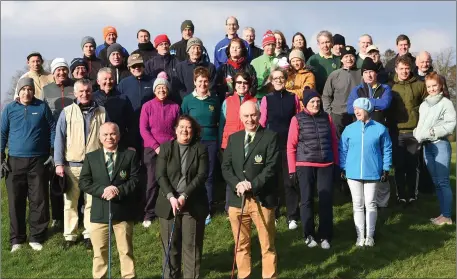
[79,122,139,279]
[222,101,280,279]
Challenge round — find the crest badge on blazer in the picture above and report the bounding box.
[120,170,127,180]
[209,105,215,112]
[254,154,263,164]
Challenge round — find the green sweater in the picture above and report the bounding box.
[306,53,341,94]
[181,93,221,141]
[251,54,275,99]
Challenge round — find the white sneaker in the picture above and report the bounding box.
[11,244,23,252]
[305,236,318,248]
[288,220,298,230]
[365,237,375,247]
[29,242,43,251]
[321,239,331,249]
[356,237,365,247]
[142,220,152,228]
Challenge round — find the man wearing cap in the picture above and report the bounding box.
[306,30,342,94]
[243,27,263,60]
[96,26,129,66]
[347,57,393,207]
[170,20,210,63]
[118,54,155,153]
[131,29,157,62]
[106,43,131,85]
[70,58,89,81]
[214,16,251,70]
[322,45,361,139]
[331,34,346,58]
[175,37,217,104]
[54,79,107,250]
[365,45,388,84]
[356,34,373,69]
[250,30,277,100]
[80,36,103,90]
[1,77,56,252]
[15,52,54,100]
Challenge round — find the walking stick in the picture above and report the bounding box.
[108,199,112,279]
[162,209,179,279]
[231,194,246,279]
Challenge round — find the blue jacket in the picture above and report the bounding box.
[347,83,392,125]
[339,119,392,180]
[214,35,251,70]
[117,74,156,150]
[1,98,55,157]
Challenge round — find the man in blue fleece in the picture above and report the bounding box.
[1,77,56,253]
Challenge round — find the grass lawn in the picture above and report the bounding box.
[1,143,456,278]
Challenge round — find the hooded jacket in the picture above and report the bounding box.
[131,42,158,62]
[386,74,427,132]
[285,67,316,100]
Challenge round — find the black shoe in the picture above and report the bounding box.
[84,239,92,250]
[62,241,76,250]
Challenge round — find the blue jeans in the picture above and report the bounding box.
[423,140,452,218]
[202,140,217,215]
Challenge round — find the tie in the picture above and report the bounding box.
[244,134,252,158]
[106,152,114,180]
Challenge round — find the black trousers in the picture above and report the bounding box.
[275,149,300,221]
[393,132,419,200]
[143,147,159,221]
[331,113,354,140]
[297,165,334,241]
[6,156,50,245]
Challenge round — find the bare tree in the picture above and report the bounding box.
[432,47,456,98]
[381,48,396,66]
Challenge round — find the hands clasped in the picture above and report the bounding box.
[169,195,185,216]
[102,185,119,200]
[235,181,251,197]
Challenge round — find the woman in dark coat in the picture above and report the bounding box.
[155,115,209,279]
[290,32,315,62]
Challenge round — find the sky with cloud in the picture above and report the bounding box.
[1,1,456,101]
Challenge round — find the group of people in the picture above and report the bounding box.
[1,16,456,279]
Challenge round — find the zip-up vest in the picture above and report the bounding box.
[221,94,257,149]
[64,103,106,162]
[356,83,387,125]
[296,111,333,163]
[266,90,296,146]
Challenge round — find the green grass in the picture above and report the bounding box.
[2,144,456,278]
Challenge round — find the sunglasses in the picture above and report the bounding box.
[235,81,249,85]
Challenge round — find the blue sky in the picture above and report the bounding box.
[1,1,456,101]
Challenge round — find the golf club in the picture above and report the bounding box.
[162,208,179,279]
[231,194,246,279]
[108,199,112,279]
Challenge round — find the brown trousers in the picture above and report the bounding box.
[228,197,277,279]
[90,221,135,279]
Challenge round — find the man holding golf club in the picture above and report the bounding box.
[79,122,140,279]
[222,101,280,279]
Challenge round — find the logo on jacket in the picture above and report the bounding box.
[120,170,127,179]
[332,63,337,69]
[254,154,263,164]
[209,105,214,111]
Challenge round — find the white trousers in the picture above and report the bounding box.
[347,179,378,238]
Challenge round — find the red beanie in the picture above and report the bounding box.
[154,34,170,48]
[262,30,276,48]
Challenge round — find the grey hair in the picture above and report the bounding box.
[99,122,120,137]
[316,30,333,43]
[359,34,373,43]
[74,78,93,92]
[97,67,113,80]
[269,65,288,81]
[243,27,255,35]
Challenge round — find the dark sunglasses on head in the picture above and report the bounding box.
[235,81,249,85]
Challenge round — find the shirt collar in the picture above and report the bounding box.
[319,52,333,59]
[103,148,118,155]
[192,90,210,100]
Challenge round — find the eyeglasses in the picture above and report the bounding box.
[235,81,249,85]
[272,76,285,81]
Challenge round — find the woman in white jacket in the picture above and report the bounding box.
[414,72,456,226]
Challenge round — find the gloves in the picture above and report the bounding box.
[1,153,10,179]
[380,170,389,183]
[340,170,347,181]
[289,173,297,186]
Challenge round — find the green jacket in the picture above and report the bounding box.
[222,126,280,209]
[251,54,275,99]
[387,74,427,133]
[155,140,209,220]
[79,147,140,223]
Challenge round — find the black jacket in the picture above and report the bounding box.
[249,43,263,60]
[215,60,258,100]
[131,42,157,62]
[222,126,280,209]
[385,53,417,82]
[170,38,211,63]
[144,54,180,103]
[97,42,129,67]
[155,140,209,220]
[82,55,103,90]
[108,63,131,85]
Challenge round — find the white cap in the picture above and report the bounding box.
[366,45,379,53]
[51,58,69,74]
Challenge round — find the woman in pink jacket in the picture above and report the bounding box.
[139,72,180,228]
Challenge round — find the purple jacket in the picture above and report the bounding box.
[140,98,180,149]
